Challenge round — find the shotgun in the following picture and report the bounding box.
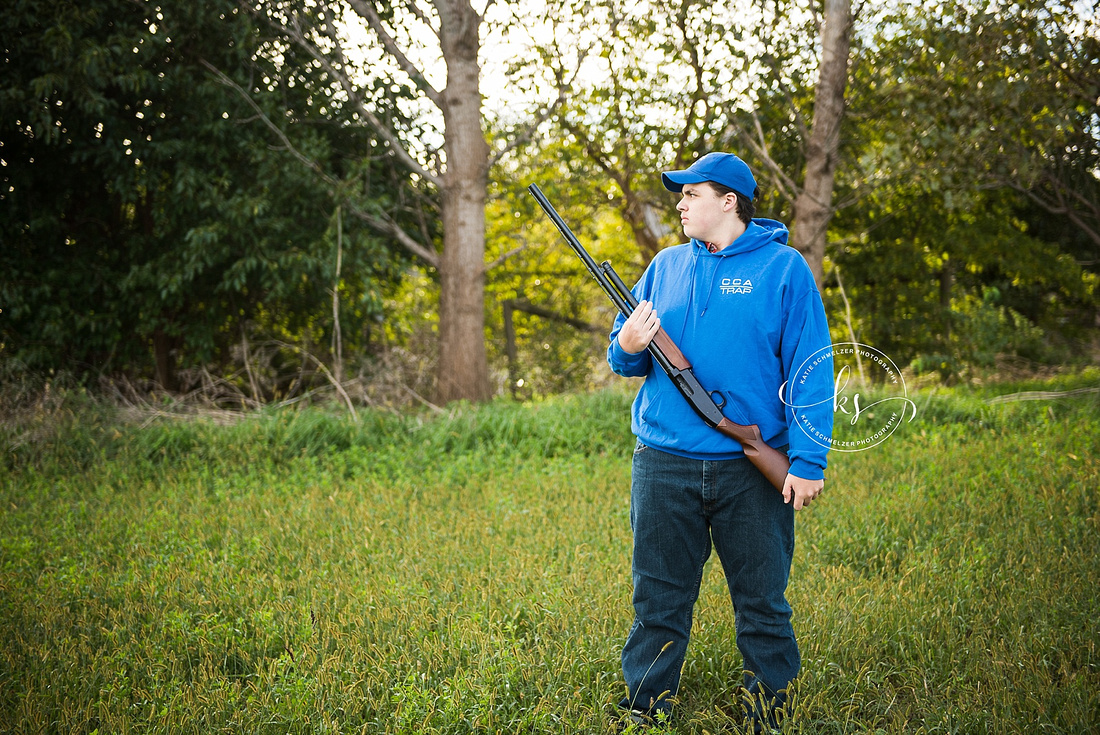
[528,183,791,492]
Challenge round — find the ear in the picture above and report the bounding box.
[724,193,739,214]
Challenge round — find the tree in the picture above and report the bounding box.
[537,0,731,266]
[242,0,564,404]
[531,0,855,291]
[483,137,641,397]
[0,0,407,389]
[849,0,1099,249]
[829,0,1098,372]
[786,0,852,287]
[964,1,1099,265]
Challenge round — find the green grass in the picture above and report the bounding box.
[1,373,1098,734]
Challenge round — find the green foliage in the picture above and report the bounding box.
[2,378,1098,733]
[525,0,824,258]
[2,0,1097,398]
[0,0,413,388]
[831,0,1099,374]
[482,142,643,398]
[512,0,1097,383]
[3,384,637,475]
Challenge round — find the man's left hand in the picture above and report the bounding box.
[783,474,824,510]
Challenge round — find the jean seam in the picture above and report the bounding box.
[657,534,709,702]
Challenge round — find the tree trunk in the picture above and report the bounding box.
[435,0,491,404]
[152,328,179,393]
[622,190,666,265]
[790,0,853,289]
[940,259,954,341]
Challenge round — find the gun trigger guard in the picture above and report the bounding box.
[710,390,726,409]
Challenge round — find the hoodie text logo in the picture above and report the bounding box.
[720,277,753,295]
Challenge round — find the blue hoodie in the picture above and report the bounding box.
[607,219,833,480]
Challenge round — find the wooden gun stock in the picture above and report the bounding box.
[714,419,791,492]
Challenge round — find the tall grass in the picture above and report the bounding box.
[1,373,1097,733]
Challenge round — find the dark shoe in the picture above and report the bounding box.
[610,706,653,731]
[612,706,680,732]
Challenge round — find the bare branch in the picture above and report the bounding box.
[489,96,560,166]
[1005,177,1100,249]
[504,298,603,333]
[831,263,866,387]
[807,0,822,36]
[260,9,442,187]
[481,0,501,19]
[672,0,709,168]
[488,46,583,167]
[201,58,440,269]
[347,207,441,266]
[396,0,436,31]
[564,120,629,192]
[759,53,811,145]
[345,0,443,106]
[484,235,530,272]
[729,112,799,203]
[267,340,359,421]
[200,59,341,189]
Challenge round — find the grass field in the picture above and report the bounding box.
[1,372,1098,734]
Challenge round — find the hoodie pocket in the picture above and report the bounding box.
[636,387,672,436]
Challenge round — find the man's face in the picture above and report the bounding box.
[676,182,736,244]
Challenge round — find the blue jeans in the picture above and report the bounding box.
[620,442,798,722]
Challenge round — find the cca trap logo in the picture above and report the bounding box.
[781,342,918,452]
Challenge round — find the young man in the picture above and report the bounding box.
[607,152,834,730]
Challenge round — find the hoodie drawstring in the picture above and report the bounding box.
[698,241,724,317]
[701,257,722,317]
[680,241,723,339]
[679,246,701,345]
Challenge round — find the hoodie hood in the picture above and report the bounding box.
[687,217,792,319]
[694,217,789,257]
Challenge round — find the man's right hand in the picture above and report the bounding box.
[617,300,661,354]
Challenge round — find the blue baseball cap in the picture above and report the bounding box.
[661,152,758,200]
